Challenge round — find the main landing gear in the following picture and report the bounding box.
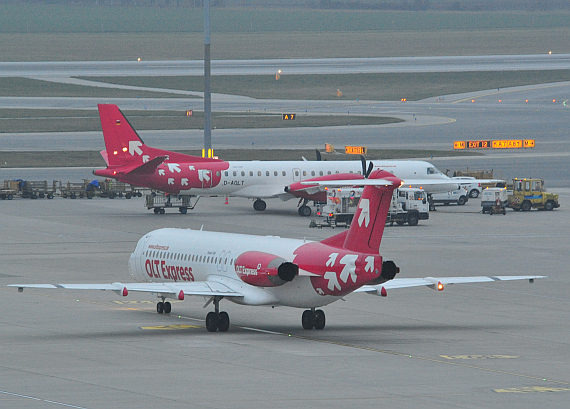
[156,297,172,314]
[253,199,266,211]
[205,296,230,332]
[298,198,312,217]
[302,308,326,330]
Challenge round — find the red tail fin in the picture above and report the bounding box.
[98,104,146,167]
[321,170,401,254]
[97,104,223,167]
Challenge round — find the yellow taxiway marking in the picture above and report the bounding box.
[440,355,519,360]
[494,386,570,393]
[141,324,202,330]
[287,334,570,387]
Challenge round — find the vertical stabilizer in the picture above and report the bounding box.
[321,170,401,254]
[98,104,146,167]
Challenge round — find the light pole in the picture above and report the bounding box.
[203,0,212,158]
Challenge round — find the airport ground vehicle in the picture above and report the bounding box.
[481,187,508,215]
[311,187,428,227]
[430,187,469,207]
[145,193,200,214]
[452,176,482,198]
[2,180,56,199]
[507,178,559,211]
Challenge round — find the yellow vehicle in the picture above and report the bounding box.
[507,178,560,211]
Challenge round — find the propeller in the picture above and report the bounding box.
[360,155,374,178]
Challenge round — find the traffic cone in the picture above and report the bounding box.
[224,196,229,205]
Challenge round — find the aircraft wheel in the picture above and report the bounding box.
[206,311,219,332]
[253,199,266,211]
[157,302,164,314]
[298,205,312,217]
[163,302,171,314]
[218,311,230,332]
[314,310,326,330]
[302,310,315,330]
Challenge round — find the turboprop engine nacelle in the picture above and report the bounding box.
[235,251,299,287]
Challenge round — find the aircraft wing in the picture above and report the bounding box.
[8,281,243,298]
[355,275,546,295]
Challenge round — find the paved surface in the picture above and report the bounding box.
[1,191,569,409]
[1,55,569,77]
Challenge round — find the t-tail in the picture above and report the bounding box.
[321,170,402,254]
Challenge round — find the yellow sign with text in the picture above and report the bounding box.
[345,146,367,155]
[453,141,466,150]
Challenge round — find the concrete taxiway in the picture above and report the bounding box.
[1,192,569,409]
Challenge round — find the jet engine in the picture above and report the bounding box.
[235,251,298,287]
[366,260,400,285]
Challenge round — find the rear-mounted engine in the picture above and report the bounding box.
[235,251,298,287]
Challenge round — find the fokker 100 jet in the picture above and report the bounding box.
[10,170,544,332]
[93,104,461,216]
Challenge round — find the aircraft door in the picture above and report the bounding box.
[292,168,301,182]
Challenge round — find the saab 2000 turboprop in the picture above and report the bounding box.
[93,104,461,216]
[10,170,544,332]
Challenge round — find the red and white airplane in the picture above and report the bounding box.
[10,170,544,332]
[93,104,461,216]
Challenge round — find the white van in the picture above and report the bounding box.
[430,187,469,207]
[452,176,482,198]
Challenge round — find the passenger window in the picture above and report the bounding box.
[311,171,315,176]
[282,171,286,176]
[233,171,237,176]
[327,171,331,175]
[241,171,245,176]
[257,171,262,177]
[224,171,228,177]
[274,171,278,176]
[303,171,307,176]
[319,171,323,176]
[266,171,270,176]
[249,171,253,176]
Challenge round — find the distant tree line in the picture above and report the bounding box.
[4,0,570,11]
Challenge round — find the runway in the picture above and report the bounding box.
[1,193,569,409]
[1,54,569,77]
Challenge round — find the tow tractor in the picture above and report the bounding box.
[507,178,559,211]
[310,187,429,228]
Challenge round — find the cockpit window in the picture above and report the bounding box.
[427,166,442,175]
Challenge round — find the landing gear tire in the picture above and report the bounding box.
[298,205,312,217]
[206,311,219,332]
[302,309,316,330]
[163,302,171,314]
[157,302,164,314]
[314,310,326,330]
[218,311,230,332]
[253,199,266,211]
